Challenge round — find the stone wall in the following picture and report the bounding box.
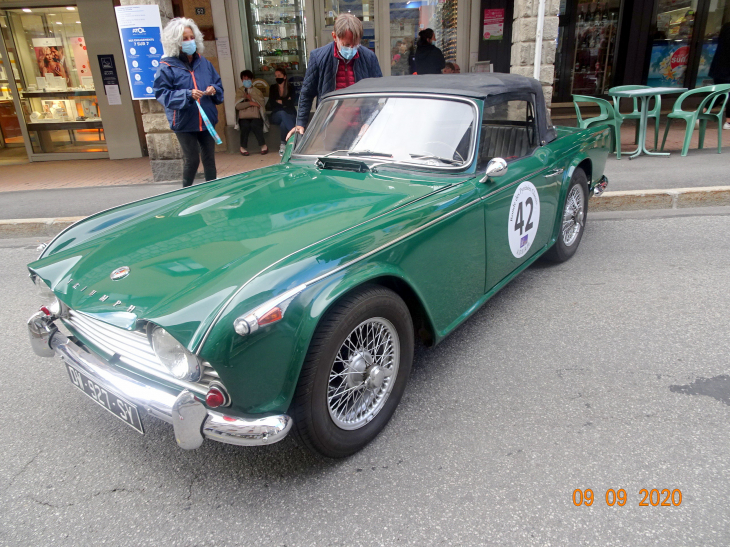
[510,0,560,107]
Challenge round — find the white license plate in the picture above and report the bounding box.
[66,364,144,434]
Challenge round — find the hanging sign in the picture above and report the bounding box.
[114,5,163,100]
[483,9,504,41]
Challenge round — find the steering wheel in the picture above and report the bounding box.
[423,141,465,163]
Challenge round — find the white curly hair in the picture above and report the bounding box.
[161,17,205,57]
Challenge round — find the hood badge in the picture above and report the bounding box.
[110,266,130,280]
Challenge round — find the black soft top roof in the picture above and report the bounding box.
[325,73,557,144]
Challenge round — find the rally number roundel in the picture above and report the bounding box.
[508,181,540,258]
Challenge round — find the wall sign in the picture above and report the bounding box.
[483,9,505,41]
[114,5,163,100]
[97,54,121,104]
[195,7,206,15]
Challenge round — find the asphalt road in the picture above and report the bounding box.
[1,146,728,220]
[1,210,729,546]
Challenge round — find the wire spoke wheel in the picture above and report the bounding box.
[327,317,400,430]
[561,184,585,247]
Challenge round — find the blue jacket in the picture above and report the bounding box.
[153,53,224,133]
[296,42,382,127]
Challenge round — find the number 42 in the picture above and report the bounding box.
[514,197,534,235]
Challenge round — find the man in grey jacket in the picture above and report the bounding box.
[286,14,382,140]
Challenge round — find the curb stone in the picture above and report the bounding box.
[2,187,730,238]
[589,186,730,212]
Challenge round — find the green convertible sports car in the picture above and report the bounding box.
[27,74,609,457]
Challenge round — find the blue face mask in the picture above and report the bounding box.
[181,40,197,55]
[242,79,252,88]
[338,42,357,61]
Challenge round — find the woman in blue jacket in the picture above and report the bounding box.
[154,18,224,187]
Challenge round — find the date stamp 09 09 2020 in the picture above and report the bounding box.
[573,489,683,507]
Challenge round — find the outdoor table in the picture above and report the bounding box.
[608,87,687,159]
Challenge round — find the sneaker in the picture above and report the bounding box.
[279,143,286,155]
[724,122,730,130]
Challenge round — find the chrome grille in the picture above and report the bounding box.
[64,310,219,395]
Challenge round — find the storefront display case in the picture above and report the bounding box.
[245,0,308,81]
[570,0,620,96]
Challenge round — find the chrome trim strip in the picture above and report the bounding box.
[193,182,463,353]
[483,166,552,199]
[292,93,480,172]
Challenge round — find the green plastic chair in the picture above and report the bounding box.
[609,85,662,151]
[573,95,622,159]
[660,84,730,156]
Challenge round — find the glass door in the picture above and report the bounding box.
[0,14,28,164]
[386,0,458,76]
[320,0,377,56]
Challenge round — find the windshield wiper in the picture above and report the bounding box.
[409,153,462,165]
[347,150,393,158]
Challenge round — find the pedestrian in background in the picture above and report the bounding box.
[235,70,268,156]
[154,17,223,188]
[414,28,445,75]
[287,13,382,140]
[443,61,461,74]
[709,22,730,130]
[267,68,298,154]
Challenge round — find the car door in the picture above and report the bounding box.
[476,95,562,291]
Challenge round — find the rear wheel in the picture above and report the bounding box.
[544,168,588,263]
[291,285,414,458]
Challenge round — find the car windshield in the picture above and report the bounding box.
[295,95,476,168]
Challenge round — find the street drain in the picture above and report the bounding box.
[669,375,730,406]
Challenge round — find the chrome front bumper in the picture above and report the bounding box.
[27,312,292,450]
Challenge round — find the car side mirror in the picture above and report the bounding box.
[480,158,508,183]
[280,131,300,163]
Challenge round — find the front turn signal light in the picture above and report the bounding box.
[233,284,305,337]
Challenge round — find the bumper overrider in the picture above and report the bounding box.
[27,312,292,450]
[592,175,609,197]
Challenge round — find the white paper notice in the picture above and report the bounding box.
[106,84,122,105]
[216,37,231,60]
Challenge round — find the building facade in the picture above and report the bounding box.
[1,0,728,170]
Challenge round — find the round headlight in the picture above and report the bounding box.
[150,327,201,382]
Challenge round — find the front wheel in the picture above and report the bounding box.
[543,168,588,263]
[291,285,414,458]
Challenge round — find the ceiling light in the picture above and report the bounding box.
[56,21,62,25]
[66,6,76,10]
[22,8,32,12]
[75,21,80,24]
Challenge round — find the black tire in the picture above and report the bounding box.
[543,167,588,263]
[291,285,414,458]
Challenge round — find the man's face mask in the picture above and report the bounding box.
[337,40,357,61]
[181,39,196,55]
[242,79,252,88]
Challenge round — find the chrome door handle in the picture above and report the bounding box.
[545,168,564,178]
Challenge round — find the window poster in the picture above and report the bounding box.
[483,9,505,41]
[114,5,163,100]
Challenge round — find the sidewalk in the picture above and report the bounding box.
[1,119,728,235]
[0,150,279,193]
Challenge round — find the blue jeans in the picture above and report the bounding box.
[270,110,297,143]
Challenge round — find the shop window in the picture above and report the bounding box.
[4,7,106,155]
